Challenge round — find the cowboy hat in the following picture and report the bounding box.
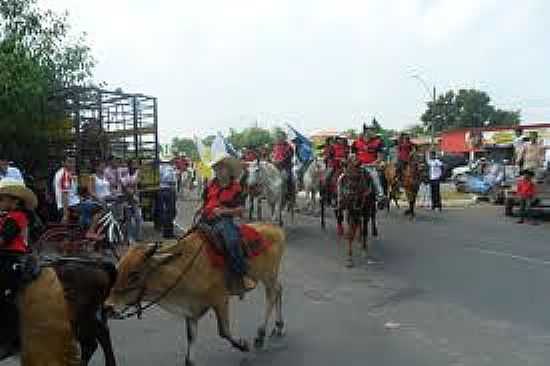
[0,178,38,210]
[210,154,243,178]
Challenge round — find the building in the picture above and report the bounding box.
[439,123,550,161]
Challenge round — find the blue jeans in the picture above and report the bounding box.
[212,217,248,276]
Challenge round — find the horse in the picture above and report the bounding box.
[383,162,401,211]
[302,158,325,212]
[1,259,117,366]
[336,160,377,267]
[246,161,294,226]
[320,160,344,229]
[106,223,286,366]
[402,155,426,218]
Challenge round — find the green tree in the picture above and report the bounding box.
[402,124,426,137]
[228,127,273,150]
[171,137,199,160]
[202,135,216,146]
[0,0,95,176]
[420,89,520,133]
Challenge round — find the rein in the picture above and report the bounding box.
[115,238,205,320]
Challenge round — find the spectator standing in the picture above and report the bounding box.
[53,157,80,222]
[516,170,538,225]
[427,151,444,211]
[121,160,143,243]
[157,160,177,238]
[104,156,120,193]
[521,132,545,181]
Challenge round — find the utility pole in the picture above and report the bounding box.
[432,86,436,147]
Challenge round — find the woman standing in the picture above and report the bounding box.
[121,160,142,243]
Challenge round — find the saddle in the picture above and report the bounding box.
[194,222,270,269]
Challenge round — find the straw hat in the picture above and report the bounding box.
[210,154,243,178]
[0,178,38,210]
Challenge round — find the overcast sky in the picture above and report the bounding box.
[40,0,550,142]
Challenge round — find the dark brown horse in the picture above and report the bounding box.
[402,155,426,218]
[383,162,401,211]
[336,160,377,267]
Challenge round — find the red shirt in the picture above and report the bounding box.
[397,141,414,162]
[352,137,383,165]
[517,178,536,199]
[243,150,258,162]
[174,158,189,171]
[0,211,29,253]
[272,142,293,163]
[204,180,243,220]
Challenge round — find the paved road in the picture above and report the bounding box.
[77,201,549,366]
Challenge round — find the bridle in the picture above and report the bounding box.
[113,239,205,320]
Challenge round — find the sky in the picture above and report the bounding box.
[39,0,550,142]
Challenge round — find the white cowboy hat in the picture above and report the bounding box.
[0,178,38,210]
[210,154,243,178]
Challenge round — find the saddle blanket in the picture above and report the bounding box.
[204,224,271,269]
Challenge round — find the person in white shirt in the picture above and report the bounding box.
[427,151,444,211]
[0,154,24,183]
[88,160,111,203]
[53,156,80,222]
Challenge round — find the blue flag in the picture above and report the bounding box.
[217,132,239,158]
[286,124,313,163]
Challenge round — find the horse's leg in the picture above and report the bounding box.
[213,300,250,353]
[184,317,199,366]
[321,192,326,229]
[274,281,285,337]
[347,222,357,268]
[254,278,283,349]
[258,197,263,221]
[362,212,368,252]
[372,198,378,237]
[248,195,254,221]
[95,317,116,366]
[336,208,344,237]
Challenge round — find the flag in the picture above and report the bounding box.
[194,136,212,179]
[218,132,238,158]
[286,123,313,163]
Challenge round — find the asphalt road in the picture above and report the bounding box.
[19,198,550,366]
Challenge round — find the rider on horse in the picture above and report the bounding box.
[271,132,294,197]
[351,123,386,207]
[0,179,37,350]
[325,135,349,190]
[201,154,256,297]
[396,133,416,183]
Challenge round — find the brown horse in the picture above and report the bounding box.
[16,268,81,366]
[383,162,401,211]
[2,260,117,366]
[336,161,376,267]
[107,223,286,366]
[402,155,426,218]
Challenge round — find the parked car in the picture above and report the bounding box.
[440,154,468,181]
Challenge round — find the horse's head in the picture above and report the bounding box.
[246,160,263,189]
[106,242,175,314]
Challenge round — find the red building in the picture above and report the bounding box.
[439,123,550,156]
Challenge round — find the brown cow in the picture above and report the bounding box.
[107,223,286,366]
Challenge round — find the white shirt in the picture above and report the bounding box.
[54,168,80,210]
[427,159,443,180]
[0,166,24,182]
[160,164,177,188]
[93,174,111,202]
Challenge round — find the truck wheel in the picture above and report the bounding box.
[504,198,514,216]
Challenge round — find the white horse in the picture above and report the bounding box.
[246,161,294,226]
[303,158,325,211]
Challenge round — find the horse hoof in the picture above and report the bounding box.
[185,358,196,366]
[238,339,250,352]
[254,337,265,350]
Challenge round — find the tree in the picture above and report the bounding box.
[171,137,199,160]
[420,89,520,133]
[402,124,426,137]
[228,127,273,150]
[0,0,95,176]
